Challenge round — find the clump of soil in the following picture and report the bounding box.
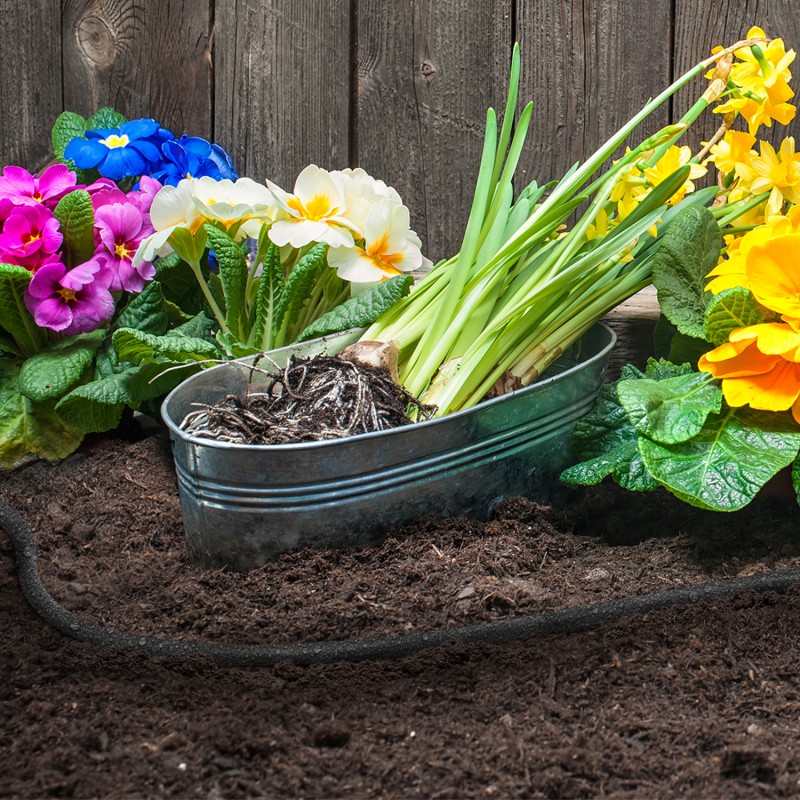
[3,432,800,797]
[181,354,434,444]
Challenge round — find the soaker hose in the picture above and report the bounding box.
[3,498,800,667]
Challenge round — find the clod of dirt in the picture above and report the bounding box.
[180,354,435,444]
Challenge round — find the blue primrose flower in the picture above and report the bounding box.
[151,135,238,186]
[64,119,167,181]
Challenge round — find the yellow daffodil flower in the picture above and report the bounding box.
[736,137,800,218]
[705,130,757,178]
[643,146,707,205]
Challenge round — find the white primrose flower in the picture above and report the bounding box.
[327,199,431,283]
[133,177,280,265]
[266,164,356,249]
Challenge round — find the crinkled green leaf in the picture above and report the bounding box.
[113,328,220,365]
[652,205,720,338]
[216,331,262,359]
[297,274,414,342]
[668,331,710,368]
[51,110,86,161]
[116,280,169,335]
[156,253,206,315]
[618,370,722,445]
[793,458,800,508]
[86,107,127,130]
[204,225,248,341]
[0,262,41,355]
[703,286,778,346]
[253,240,284,350]
[0,360,83,469]
[53,190,96,266]
[561,380,658,491]
[639,408,800,511]
[18,330,105,402]
[642,358,694,381]
[56,361,201,433]
[274,243,327,334]
[167,311,217,342]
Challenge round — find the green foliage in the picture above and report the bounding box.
[204,225,248,341]
[0,263,40,356]
[87,107,127,130]
[54,190,96,265]
[297,275,415,342]
[252,240,284,350]
[274,243,328,335]
[51,111,87,162]
[113,328,220,365]
[652,206,721,339]
[703,286,778,346]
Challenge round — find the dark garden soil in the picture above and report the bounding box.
[3,430,800,798]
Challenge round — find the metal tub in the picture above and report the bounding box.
[162,322,616,571]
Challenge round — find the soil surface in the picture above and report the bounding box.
[3,430,800,798]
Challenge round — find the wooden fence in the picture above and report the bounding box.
[2,0,799,262]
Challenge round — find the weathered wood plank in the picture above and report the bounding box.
[61,0,212,137]
[673,0,800,146]
[602,287,661,378]
[356,0,513,262]
[516,0,674,187]
[214,0,351,189]
[0,0,62,169]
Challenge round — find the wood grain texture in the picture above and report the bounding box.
[673,0,800,146]
[0,0,62,169]
[214,0,351,188]
[516,0,673,187]
[61,0,212,137]
[356,0,513,262]
[602,286,661,378]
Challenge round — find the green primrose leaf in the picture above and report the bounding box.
[560,378,659,491]
[54,190,96,266]
[113,327,220,365]
[0,262,43,356]
[86,107,127,130]
[253,241,284,350]
[216,331,262,358]
[156,253,206,315]
[115,280,169,335]
[652,205,720,339]
[0,360,84,468]
[296,274,415,342]
[18,330,105,402]
[642,357,694,381]
[668,331,711,368]
[793,459,800,508]
[204,224,248,341]
[274,243,328,335]
[51,110,87,161]
[167,310,217,342]
[703,286,778,346]
[618,370,722,445]
[639,407,800,511]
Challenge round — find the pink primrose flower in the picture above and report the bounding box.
[24,258,114,335]
[0,204,62,269]
[0,165,77,209]
[94,201,155,292]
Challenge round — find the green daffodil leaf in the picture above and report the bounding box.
[652,205,720,339]
[618,369,722,444]
[703,286,779,346]
[639,407,800,511]
[18,330,105,403]
[297,274,414,342]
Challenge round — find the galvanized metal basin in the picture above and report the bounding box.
[162,322,616,571]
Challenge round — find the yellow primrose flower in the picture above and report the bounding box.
[643,145,707,205]
[698,322,800,423]
[744,232,800,318]
[737,137,800,218]
[706,234,748,294]
[705,130,757,178]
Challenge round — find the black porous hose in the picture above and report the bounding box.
[3,498,800,667]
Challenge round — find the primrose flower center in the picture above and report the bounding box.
[99,133,131,149]
[58,287,77,304]
[24,232,42,245]
[288,194,333,221]
[115,242,133,260]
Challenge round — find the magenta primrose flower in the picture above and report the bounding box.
[93,201,156,293]
[0,204,63,269]
[0,164,77,210]
[24,259,114,335]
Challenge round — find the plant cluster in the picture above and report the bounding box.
[563,27,800,511]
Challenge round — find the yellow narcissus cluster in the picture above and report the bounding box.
[699,207,800,422]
